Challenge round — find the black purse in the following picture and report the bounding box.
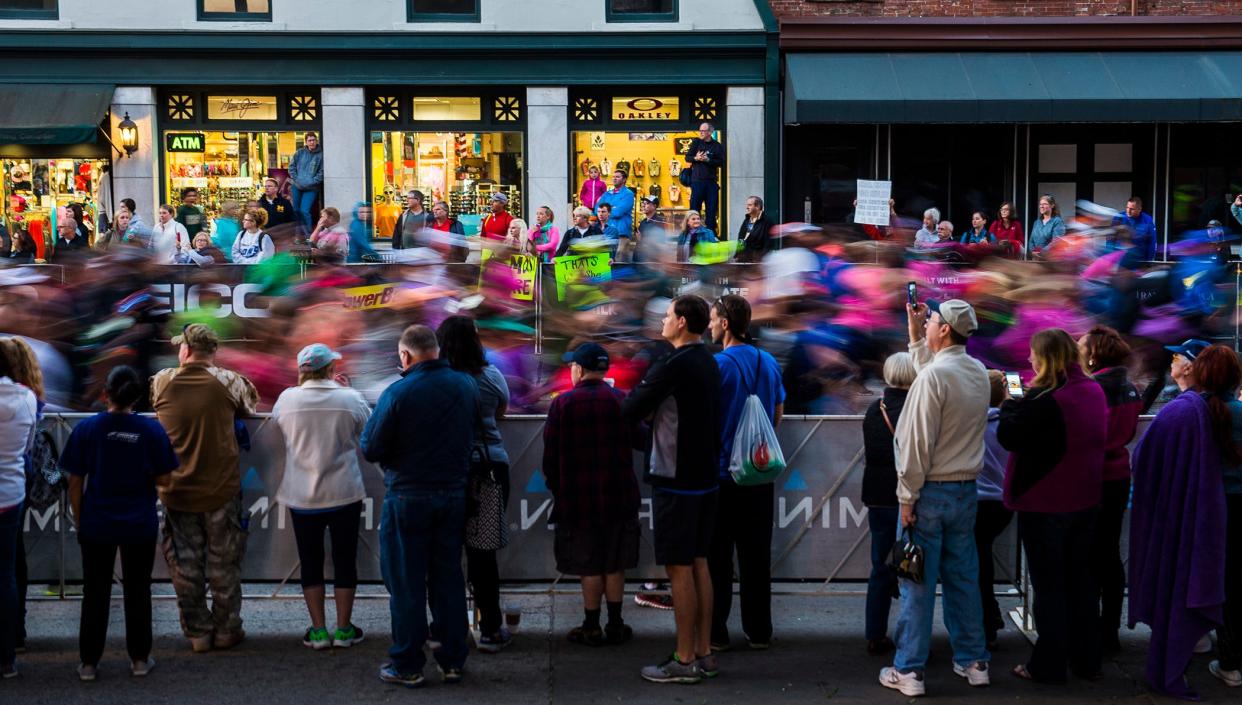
[889,528,924,584]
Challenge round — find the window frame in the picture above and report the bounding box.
[197,0,273,23]
[406,0,480,23]
[0,0,58,20]
[605,0,678,23]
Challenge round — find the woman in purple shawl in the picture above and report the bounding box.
[1128,344,1237,700]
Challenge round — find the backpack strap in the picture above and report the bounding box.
[880,400,895,435]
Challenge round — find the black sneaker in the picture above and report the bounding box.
[477,628,512,654]
[379,663,424,688]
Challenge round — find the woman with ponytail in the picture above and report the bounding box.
[62,366,179,681]
[1128,344,1238,699]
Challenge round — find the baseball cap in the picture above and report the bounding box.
[171,323,219,352]
[490,192,509,204]
[926,299,978,337]
[297,343,342,371]
[562,342,610,372]
[1164,338,1211,361]
[641,195,659,206]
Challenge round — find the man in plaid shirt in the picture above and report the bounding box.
[543,343,641,647]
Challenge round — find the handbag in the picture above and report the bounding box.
[889,528,925,584]
[678,164,693,187]
[464,416,509,551]
[25,429,65,512]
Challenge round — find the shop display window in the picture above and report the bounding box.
[199,0,271,21]
[571,129,707,231]
[408,0,479,22]
[2,157,107,253]
[1169,123,1242,245]
[0,0,57,19]
[370,131,522,237]
[164,130,302,217]
[411,97,481,122]
[606,0,677,22]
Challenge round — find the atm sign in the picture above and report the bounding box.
[166,133,205,152]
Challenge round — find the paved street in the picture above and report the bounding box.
[3,585,1233,704]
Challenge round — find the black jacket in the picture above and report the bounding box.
[687,138,725,183]
[390,209,434,249]
[861,387,907,507]
[736,213,775,262]
[259,195,296,229]
[555,223,603,258]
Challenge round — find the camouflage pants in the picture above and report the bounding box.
[162,496,248,639]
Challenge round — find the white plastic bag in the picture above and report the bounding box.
[728,393,786,486]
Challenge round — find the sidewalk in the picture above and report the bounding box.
[3,586,1231,704]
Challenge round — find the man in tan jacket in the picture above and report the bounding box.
[879,299,991,697]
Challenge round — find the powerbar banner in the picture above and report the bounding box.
[342,283,401,311]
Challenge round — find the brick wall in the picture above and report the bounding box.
[770,1,1242,18]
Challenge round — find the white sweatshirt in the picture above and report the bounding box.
[231,229,274,264]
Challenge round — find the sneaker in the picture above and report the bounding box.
[879,666,925,697]
[604,623,634,646]
[77,663,98,682]
[1195,634,1213,654]
[477,628,512,654]
[634,593,674,610]
[1209,660,1242,687]
[697,654,720,679]
[641,653,702,684]
[709,641,732,653]
[303,627,331,651]
[425,638,442,651]
[747,637,771,651]
[189,635,213,653]
[953,661,991,687]
[213,630,245,650]
[441,667,464,684]
[0,663,16,679]
[131,657,155,677]
[333,624,365,648]
[379,663,425,688]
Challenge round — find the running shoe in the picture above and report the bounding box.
[333,624,364,648]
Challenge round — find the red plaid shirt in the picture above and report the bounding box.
[542,379,640,529]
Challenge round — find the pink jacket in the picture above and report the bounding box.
[530,224,561,263]
[579,178,607,210]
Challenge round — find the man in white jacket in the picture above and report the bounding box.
[879,299,991,697]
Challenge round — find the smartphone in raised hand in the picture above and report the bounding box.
[1005,372,1024,399]
[907,281,918,308]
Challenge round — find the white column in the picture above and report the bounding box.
[110,86,158,223]
[726,86,765,237]
[525,87,569,226]
[321,87,366,212]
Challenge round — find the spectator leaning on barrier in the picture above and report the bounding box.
[150,323,259,654]
[151,204,188,261]
[861,352,916,656]
[623,295,721,685]
[914,208,940,247]
[736,196,774,263]
[881,298,992,697]
[706,295,784,653]
[271,343,370,652]
[0,347,38,680]
[231,208,275,265]
[543,343,641,647]
[975,370,1013,651]
[362,325,479,689]
[64,365,177,682]
[1110,196,1158,261]
[480,193,513,242]
[391,190,432,250]
[175,187,206,240]
[1029,194,1066,254]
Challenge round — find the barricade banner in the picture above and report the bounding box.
[481,251,537,301]
[553,253,611,301]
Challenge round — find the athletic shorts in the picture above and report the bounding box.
[554,519,641,576]
[652,489,719,566]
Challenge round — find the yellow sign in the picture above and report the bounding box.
[611,96,680,121]
[481,251,537,301]
[206,95,278,121]
[554,252,612,301]
[342,283,400,311]
[589,132,606,151]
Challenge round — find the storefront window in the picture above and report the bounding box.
[0,0,57,19]
[408,0,479,22]
[784,124,876,227]
[199,0,271,21]
[1169,123,1242,242]
[163,130,302,217]
[411,97,481,122]
[571,129,709,232]
[370,131,523,237]
[2,157,107,251]
[606,0,676,22]
[892,124,1012,236]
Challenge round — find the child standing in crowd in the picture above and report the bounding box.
[63,366,178,681]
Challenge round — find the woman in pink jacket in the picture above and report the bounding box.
[579,166,606,211]
[528,206,561,263]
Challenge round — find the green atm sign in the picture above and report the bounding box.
[166,133,205,152]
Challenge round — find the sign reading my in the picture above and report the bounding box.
[206,95,278,121]
[612,97,680,121]
[165,133,205,153]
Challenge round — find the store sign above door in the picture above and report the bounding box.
[611,97,679,121]
[166,133,205,152]
[206,96,278,121]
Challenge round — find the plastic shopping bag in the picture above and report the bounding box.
[728,394,787,486]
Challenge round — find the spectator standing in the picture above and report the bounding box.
[480,193,513,242]
[960,212,995,246]
[64,366,177,681]
[54,218,87,255]
[914,208,940,247]
[1167,338,1209,393]
[363,325,479,688]
[1232,193,1242,228]
[596,170,636,239]
[975,371,1013,650]
[555,207,602,259]
[151,323,259,653]
[1128,344,1236,699]
[935,221,955,244]
[0,337,44,655]
[736,196,774,263]
[1110,196,1158,261]
[544,343,641,646]
[861,353,916,655]
[120,198,148,235]
[579,165,607,210]
[635,196,670,263]
[0,347,37,679]
[345,202,380,264]
[179,233,224,266]
[686,122,725,232]
[435,316,513,654]
[622,295,721,685]
[231,208,274,264]
[998,329,1108,683]
[429,201,466,263]
[1028,195,1066,254]
[95,209,132,251]
[391,190,432,250]
[212,201,241,261]
[1213,352,1242,688]
[288,133,324,234]
[309,207,349,262]
[150,205,189,261]
[529,206,560,264]
[1077,327,1142,653]
[677,211,717,263]
[881,299,991,697]
[8,229,36,263]
[989,202,1024,252]
[707,295,785,652]
[271,344,370,651]
[175,188,206,240]
[258,178,295,230]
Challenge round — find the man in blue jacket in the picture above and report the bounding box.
[1110,196,1158,261]
[595,169,635,239]
[362,324,479,689]
[288,132,324,234]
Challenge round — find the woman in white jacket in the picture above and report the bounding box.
[231,208,275,264]
[149,204,189,262]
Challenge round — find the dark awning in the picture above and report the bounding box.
[785,52,1242,124]
[0,84,114,144]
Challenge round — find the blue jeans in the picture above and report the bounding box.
[289,185,318,234]
[866,506,899,641]
[894,482,989,672]
[0,502,21,667]
[379,489,468,675]
[689,181,720,233]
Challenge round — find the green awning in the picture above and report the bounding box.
[785,52,1242,124]
[0,84,114,144]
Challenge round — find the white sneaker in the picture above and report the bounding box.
[879,666,925,697]
[77,663,97,682]
[1209,660,1242,687]
[131,657,155,677]
[953,661,991,687]
[1194,634,1213,654]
